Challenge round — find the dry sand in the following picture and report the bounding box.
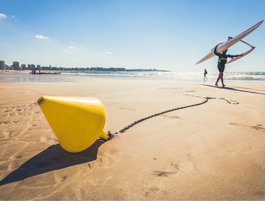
[0,74,265,200]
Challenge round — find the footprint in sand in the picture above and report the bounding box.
[40,135,53,142]
[119,107,136,111]
[33,111,41,114]
[145,186,160,199]
[158,87,180,90]
[251,125,265,131]
[161,114,183,119]
[8,112,16,116]
[3,124,27,138]
[154,171,176,177]
[230,123,265,132]
[171,163,180,171]
[4,109,13,113]
[229,123,240,126]
[54,174,68,183]
[0,121,10,124]
[87,158,102,169]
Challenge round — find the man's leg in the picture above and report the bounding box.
[215,73,221,86]
[220,72,225,87]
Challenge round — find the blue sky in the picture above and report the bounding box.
[0,0,264,72]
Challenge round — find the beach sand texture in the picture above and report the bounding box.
[0,76,265,200]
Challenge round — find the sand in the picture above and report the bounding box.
[0,74,265,200]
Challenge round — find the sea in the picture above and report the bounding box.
[1,70,265,82]
[62,71,265,81]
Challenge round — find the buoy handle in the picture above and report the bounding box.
[100,130,109,140]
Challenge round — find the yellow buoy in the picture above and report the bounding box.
[38,96,108,153]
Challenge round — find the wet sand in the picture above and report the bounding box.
[0,75,265,200]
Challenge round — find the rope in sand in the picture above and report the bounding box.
[103,94,239,141]
[183,94,239,105]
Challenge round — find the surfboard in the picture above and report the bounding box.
[196,20,263,65]
[227,47,255,64]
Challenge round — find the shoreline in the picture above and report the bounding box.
[1,70,265,83]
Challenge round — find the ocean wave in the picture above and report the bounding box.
[60,71,265,81]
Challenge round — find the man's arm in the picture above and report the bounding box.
[214,45,221,56]
[227,54,243,58]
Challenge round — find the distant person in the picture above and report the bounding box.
[204,69,207,81]
[214,43,242,87]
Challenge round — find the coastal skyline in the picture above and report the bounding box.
[0,0,264,72]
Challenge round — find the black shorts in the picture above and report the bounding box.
[217,64,225,73]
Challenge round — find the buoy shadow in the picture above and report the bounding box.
[0,139,104,186]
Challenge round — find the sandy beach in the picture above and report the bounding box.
[0,73,265,200]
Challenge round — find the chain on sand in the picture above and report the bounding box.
[101,93,239,141]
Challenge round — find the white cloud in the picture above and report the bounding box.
[35,35,49,39]
[105,51,112,55]
[62,46,77,52]
[0,13,7,20]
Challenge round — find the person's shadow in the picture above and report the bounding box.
[0,140,104,186]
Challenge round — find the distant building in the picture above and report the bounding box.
[41,66,47,70]
[30,64,36,70]
[0,60,5,70]
[37,65,41,70]
[106,67,116,71]
[13,61,19,70]
[116,68,126,71]
[21,64,26,70]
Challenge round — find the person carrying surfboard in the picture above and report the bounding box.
[214,44,242,87]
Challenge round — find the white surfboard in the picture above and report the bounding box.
[196,20,263,65]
